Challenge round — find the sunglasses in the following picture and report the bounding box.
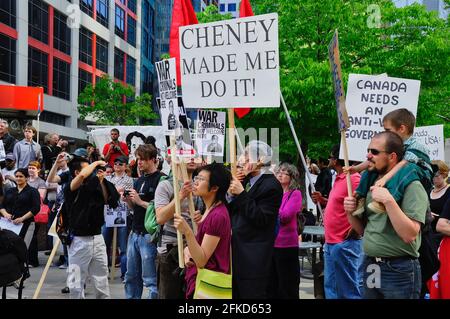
[367,148,389,156]
[114,162,126,166]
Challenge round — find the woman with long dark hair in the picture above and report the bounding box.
[0,168,41,248]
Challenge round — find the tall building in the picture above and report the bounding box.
[218,0,239,18]
[0,0,143,142]
[393,0,449,19]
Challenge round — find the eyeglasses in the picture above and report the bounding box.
[193,176,208,183]
[367,148,389,156]
[276,171,290,177]
[114,162,125,166]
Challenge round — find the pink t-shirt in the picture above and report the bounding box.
[275,190,302,248]
[185,203,232,298]
[324,173,360,244]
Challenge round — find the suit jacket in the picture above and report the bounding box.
[228,173,283,280]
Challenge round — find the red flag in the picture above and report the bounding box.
[169,0,198,86]
[234,0,254,119]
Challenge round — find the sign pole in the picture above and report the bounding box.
[179,160,198,235]
[110,227,118,281]
[228,109,237,176]
[170,135,184,269]
[33,238,61,299]
[280,93,324,219]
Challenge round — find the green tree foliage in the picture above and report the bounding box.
[241,0,449,161]
[78,75,157,125]
[196,4,233,23]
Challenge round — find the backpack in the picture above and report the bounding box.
[144,174,170,243]
[56,190,80,246]
[0,229,29,289]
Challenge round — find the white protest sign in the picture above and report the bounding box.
[413,125,445,161]
[179,13,280,108]
[342,74,421,161]
[156,58,180,134]
[0,217,23,235]
[196,110,226,156]
[104,203,127,228]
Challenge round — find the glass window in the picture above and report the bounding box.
[220,4,225,12]
[40,111,66,126]
[114,48,125,80]
[96,0,109,28]
[53,58,71,100]
[0,0,16,28]
[228,3,236,11]
[128,0,137,13]
[127,15,136,47]
[78,68,92,94]
[28,47,48,93]
[79,27,92,65]
[141,66,152,95]
[28,0,49,44]
[96,36,108,73]
[0,33,16,84]
[54,10,71,55]
[126,55,136,86]
[80,0,94,17]
[115,5,125,39]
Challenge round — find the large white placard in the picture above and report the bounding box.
[156,58,180,134]
[196,110,226,156]
[0,217,23,235]
[179,13,280,108]
[342,74,421,161]
[413,125,445,161]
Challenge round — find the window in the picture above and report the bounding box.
[142,2,154,61]
[78,68,92,94]
[115,6,125,39]
[228,3,236,11]
[29,0,49,44]
[0,33,16,84]
[79,27,92,65]
[127,15,136,47]
[80,0,94,17]
[96,0,109,28]
[53,58,71,100]
[28,47,48,93]
[128,0,137,13]
[114,48,125,80]
[40,111,66,126]
[54,10,71,55]
[0,0,16,28]
[126,55,136,86]
[219,4,225,12]
[141,66,152,95]
[96,36,109,73]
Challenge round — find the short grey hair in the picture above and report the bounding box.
[245,140,273,166]
[44,133,58,144]
[275,163,300,191]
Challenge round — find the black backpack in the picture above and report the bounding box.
[0,229,29,298]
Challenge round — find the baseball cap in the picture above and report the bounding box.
[114,156,128,164]
[71,148,88,158]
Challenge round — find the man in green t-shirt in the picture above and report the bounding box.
[344,131,427,299]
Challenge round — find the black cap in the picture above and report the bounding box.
[114,156,128,164]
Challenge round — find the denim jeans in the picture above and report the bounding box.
[362,256,421,299]
[102,225,128,276]
[324,239,363,299]
[124,232,158,299]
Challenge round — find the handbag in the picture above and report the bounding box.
[194,246,232,299]
[34,201,49,224]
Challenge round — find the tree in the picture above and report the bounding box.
[78,75,157,125]
[196,4,233,23]
[239,0,449,161]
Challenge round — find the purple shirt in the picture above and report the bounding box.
[185,203,232,298]
[275,190,302,248]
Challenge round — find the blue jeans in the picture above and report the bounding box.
[124,232,157,299]
[102,225,128,276]
[362,256,421,299]
[324,239,363,299]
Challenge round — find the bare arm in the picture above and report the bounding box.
[436,218,450,237]
[46,153,66,184]
[343,195,365,236]
[70,161,105,191]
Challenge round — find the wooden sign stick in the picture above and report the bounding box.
[179,160,198,235]
[110,227,118,281]
[228,109,237,176]
[33,238,61,299]
[170,136,184,268]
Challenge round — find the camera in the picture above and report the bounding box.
[64,154,74,162]
[123,190,131,197]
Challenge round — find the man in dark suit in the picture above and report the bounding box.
[227,140,283,299]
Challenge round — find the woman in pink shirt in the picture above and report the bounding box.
[268,163,302,299]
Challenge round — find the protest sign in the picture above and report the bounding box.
[413,124,445,161]
[342,74,421,161]
[179,13,280,108]
[0,217,23,235]
[328,30,350,131]
[196,110,226,156]
[156,58,180,134]
[104,203,127,228]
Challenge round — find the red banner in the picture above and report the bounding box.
[0,85,44,113]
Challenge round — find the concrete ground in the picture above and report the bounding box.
[5,251,316,299]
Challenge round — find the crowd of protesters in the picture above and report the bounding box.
[0,111,449,300]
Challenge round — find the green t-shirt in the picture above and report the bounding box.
[362,181,427,258]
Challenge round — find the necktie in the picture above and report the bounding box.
[245,182,251,192]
